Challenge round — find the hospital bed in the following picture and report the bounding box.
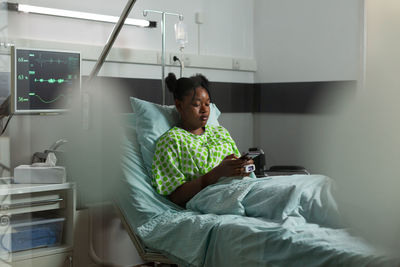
[114,97,399,267]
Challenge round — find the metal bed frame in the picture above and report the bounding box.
[87,202,175,266]
[113,203,175,265]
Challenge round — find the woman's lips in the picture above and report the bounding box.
[200,116,208,121]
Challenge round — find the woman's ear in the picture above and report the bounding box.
[175,99,183,113]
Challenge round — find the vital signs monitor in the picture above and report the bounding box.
[11,47,81,114]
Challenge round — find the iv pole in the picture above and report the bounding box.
[143,10,183,105]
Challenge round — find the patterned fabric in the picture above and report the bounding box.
[152,125,240,195]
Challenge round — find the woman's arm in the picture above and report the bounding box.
[168,167,219,207]
[168,154,253,207]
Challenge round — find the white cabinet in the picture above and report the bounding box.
[0,183,75,267]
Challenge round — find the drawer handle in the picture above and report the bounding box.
[0,198,63,210]
[0,215,10,226]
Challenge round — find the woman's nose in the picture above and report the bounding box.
[200,105,207,113]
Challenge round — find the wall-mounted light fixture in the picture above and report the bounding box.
[6,2,156,28]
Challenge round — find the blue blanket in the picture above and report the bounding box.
[187,175,342,228]
[119,114,398,267]
[133,176,396,267]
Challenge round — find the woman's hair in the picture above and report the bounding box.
[165,73,211,101]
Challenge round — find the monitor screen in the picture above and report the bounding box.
[11,47,81,114]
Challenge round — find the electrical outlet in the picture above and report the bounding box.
[232,59,240,70]
[170,54,190,67]
[182,55,190,66]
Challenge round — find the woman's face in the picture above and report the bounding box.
[175,87,210,133]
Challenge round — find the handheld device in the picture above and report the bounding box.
[244,164,256,173]
[239,151,260,160]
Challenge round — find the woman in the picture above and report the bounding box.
[152,73,341,228]
[152,73,254,207]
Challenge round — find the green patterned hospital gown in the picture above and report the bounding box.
[152,125,241,195]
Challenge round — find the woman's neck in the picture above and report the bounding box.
[179,122,205,135]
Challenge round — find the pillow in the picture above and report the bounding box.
[130,97,221,175]
[119,113,178,228]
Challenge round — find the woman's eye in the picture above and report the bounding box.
[205,103,210,107]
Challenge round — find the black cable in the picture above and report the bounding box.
[0,114,13,136]
[173,56,183,77]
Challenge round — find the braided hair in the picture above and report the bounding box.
[165,73,211,101]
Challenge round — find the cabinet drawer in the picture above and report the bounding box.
[0,192,64,215]
[12,251,73,267]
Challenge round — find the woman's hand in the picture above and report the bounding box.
[169,154,254,207]
[214,154,253,178]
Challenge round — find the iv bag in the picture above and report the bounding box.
[174,21,188,49]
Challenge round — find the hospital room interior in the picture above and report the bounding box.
[1,0,400,266]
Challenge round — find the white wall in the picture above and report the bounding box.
[254,0,362,83]
[8,0,254,60]
[318,0,400,251]
[5,0,256,171]
[252,0,400,252]
[219,113,254,153]
[253,113,335,171]
[7,0,255,82]
[252,0,363,171]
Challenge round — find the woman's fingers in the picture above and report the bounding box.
[235,167,247,176]
[246,159,254,165]
[219,155,253,177]
[224,154,237,160]
[230,159,248,167]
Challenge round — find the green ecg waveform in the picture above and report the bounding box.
[35,58,67,65]
[17,97,29,102]
[35,57,78,66]
[26,92,66,104]
[35,94,65,104]
[34,78,66,84]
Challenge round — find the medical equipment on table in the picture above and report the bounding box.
[13,139,68,184]
[14,152,66,184]
[32,138,68,164]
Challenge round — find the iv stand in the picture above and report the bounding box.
[143,10,183,105]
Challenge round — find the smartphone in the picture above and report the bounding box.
[239,151,260,160]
